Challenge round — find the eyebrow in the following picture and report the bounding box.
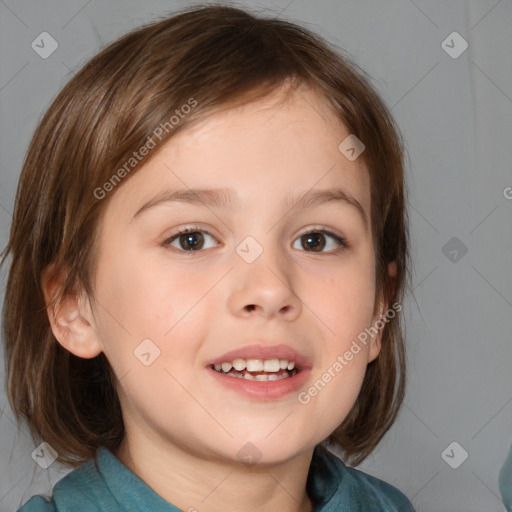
[131,186,368,230]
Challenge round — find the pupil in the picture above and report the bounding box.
[303,233,325,252]
[181,232,203,250]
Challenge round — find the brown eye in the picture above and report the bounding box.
[301,232,326,252]
[292,229,348,253]
[179,232,205,250]
[163,228,217,252]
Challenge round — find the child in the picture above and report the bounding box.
[2,4,414,511]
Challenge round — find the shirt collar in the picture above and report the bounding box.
[97,446,182,512]
[306,443,343,507]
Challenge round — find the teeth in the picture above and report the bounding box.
[224,371,290,381]
[221,362,232,372]
[263,359,280,372]
[212,358,297,374]
[232,358,245,371]
[246,359,263,372]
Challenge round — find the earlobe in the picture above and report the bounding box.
[368,326,383,363]
[387,261,398,298]
[367,300,389,363]
[41,264,103,359]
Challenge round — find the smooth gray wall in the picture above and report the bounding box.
[1,1,511,511]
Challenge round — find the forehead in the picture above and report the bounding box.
[170,83,360,164]
[102,84,371,223]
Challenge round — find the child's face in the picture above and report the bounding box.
[85,84,385,464]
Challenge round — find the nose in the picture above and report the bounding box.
[227,244,302,322]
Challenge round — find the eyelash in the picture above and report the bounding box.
[161,225,349,254]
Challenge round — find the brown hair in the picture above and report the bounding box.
[1,4,409,468]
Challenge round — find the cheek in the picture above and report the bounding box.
[304,255,377,426]
[98,263,223,446]
[92,245,222,377]
[96,239,202,324]
[307,254,377,344]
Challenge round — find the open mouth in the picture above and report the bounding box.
[209,358,300,381]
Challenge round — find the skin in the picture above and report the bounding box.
[43,83,395,512]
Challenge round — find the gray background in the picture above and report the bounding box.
[1,0,511,511]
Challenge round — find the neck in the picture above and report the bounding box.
[114,434,315,512]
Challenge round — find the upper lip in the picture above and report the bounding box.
[207,343,312,370]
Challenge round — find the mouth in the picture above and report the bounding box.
[209,358,300,381]
[205,344,311,399]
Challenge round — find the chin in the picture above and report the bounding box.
[219,437,312,468]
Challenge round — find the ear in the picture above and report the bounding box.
[41,264,103,359]
[367,261,398,363]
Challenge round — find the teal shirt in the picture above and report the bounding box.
[17,444,415,511]
[499,443,512,511]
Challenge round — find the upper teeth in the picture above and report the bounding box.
[214,359,295,373]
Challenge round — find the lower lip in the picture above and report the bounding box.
[206,366,311,400]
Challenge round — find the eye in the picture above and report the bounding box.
[162,226,347,254]
[163,227,218,252]
[292,228,348,253]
